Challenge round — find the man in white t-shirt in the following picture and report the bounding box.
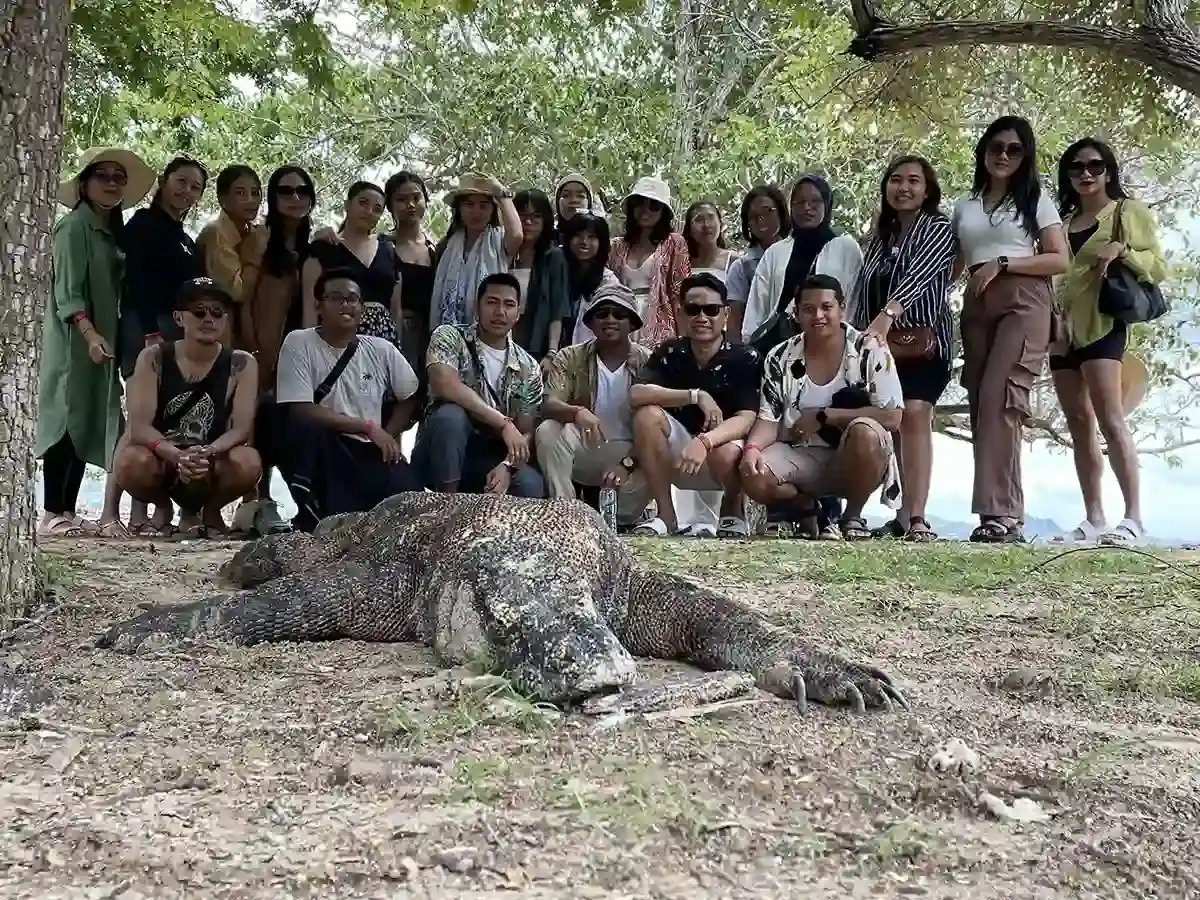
[272,267,422,531]
[535,282,650,528]
[414,272,546,497]
[740,274,904,540]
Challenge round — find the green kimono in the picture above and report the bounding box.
[34,204,124,470]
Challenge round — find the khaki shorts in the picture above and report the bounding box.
[760,417,890,495]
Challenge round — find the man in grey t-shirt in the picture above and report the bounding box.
[272,266,423,531]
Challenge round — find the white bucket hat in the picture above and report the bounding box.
[57,146,156,209]
[623,176,674,216]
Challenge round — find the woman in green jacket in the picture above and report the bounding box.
[35,147,155,537]
[1049,138,1168,548]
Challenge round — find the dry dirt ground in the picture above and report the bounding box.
[2,534,1199,899]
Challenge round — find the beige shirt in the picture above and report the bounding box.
[197,211,252,303]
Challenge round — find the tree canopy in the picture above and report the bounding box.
[64,0,1200,457]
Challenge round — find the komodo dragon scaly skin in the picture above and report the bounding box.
[95,493,907,713]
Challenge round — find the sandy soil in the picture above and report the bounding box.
[2,536,1199,899]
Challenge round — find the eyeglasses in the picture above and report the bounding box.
[184,304,227,320]
[987,140,1025,160]
[322,292,361,306]
[683,302,724,318]
[277,184,314,199]
[591,306,632,321]
[1067,160,1107,178]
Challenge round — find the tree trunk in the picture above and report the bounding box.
[846,0,1200,97]
[0,0,71,631]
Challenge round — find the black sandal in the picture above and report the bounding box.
[839,516,872,541]
[905,516,937,543]
[969,518,1025,544]
[871,518,905,539]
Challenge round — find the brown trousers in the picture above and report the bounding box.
[959,273,1052,521]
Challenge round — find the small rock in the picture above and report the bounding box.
[434,847,477,874]
[397,856,420,881]
[928,738,980,776]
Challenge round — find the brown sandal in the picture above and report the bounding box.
[839,516,871,541]
[905,517,938,543]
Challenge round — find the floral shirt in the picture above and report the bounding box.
[427,323,544,420]
[547,340,652,410]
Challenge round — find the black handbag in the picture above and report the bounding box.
[1097,200,1168,323]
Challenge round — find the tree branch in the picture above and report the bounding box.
[846,0,1200,96]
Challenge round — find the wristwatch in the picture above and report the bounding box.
[620,456,636,472]
[688,388,700,405]
[998,255,1010,273]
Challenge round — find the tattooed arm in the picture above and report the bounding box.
[209,351,260,455]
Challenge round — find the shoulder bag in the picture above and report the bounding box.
[1097,200,1168,323]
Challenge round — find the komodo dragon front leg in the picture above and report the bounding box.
[620,568,906,713]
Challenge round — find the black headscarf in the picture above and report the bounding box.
[777,174,836,317]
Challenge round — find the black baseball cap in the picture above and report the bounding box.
[175,277,234,310]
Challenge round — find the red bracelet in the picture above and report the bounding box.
[744,443,760,453]
[149,439,162,453]
[70,312,89,325]
[697,434,713,452]
[363,420,377,435]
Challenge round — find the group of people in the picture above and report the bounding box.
[36,114,1169,546]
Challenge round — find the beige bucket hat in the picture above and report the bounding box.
[445,172,505,205]
[580,281,645,331]
[1121,350,1148,414]
[57,146,156,209]
[623,176,674,215]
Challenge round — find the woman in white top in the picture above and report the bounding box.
[684,200,738,283]
[727,184,789,340]
[742,174,864,353]
[951,115,1069,543]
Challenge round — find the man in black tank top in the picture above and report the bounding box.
[114,278,262,537]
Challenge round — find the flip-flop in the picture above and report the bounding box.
[37,515,87,538]
[94,521,132,539]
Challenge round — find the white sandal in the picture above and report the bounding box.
[716,516,749,538]
[1052,520,1104,546]
[1100,518,1145,547]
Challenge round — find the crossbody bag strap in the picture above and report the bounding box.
[313,336,360,404]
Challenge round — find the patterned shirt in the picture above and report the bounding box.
[759,324,903,439]
[546,340,652,410]
[427,323,544,419]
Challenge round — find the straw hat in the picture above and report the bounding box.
[1121,350,1148,414]
[623,176,674,215]
[445,172,506,205]
[57,146,155,209]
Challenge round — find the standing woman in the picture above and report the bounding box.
[304,181,402,343]
[607,176,691,348]
[228,165,316,539]
[952,115,1069,543]
[1049,139,1167,546]
[35,147,155,538]
[564,212,621,345]
[509,189,571,369]
[197,164,263,347]
[852,155,957,542]
[685,200,738,283]
[727,185,788,340]
[742,174,864,352]
[382,171,438,394]
[429,173,523,329]
[553,173,602,244]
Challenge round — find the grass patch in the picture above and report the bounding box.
[1089,660,1200,703]
[378,674,559,746]
[35,550,80,592]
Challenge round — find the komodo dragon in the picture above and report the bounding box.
[95,493,907,714]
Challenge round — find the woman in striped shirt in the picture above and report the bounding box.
[850,155,957,542]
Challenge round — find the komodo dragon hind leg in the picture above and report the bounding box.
[622,569,907,714]
[96,562,415,652]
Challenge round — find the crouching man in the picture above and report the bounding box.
[413,273,546,497]
[740,274,904,540]
[628,273,761,537]
[116,277,262,537]
[535,283,650,527]
[273,266,423,532]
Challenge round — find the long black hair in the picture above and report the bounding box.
[621,194,674,246]
[876,154,943,241]
[739,184,788,246]
[263,165,315,277]
[339,180,385,234]
[562,212,611,300]
[1056,137,1127,220]
[150,155,209,213]
[514,188,557,261]
[972,114,1042,240]
[683,200,728,258]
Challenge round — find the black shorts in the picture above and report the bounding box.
[897,355,952,405]
[1049,320,1128,371]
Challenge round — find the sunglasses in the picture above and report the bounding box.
[184,304,227,320]
[987,140,1025,159]
[591,306,633,322]
[277,184,314,199]
[1067,160,1107,178]
[90,170,128,186]
[683,302,725,318]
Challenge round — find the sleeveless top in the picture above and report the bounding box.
[153,342,234,448]
[310,236,400,345]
